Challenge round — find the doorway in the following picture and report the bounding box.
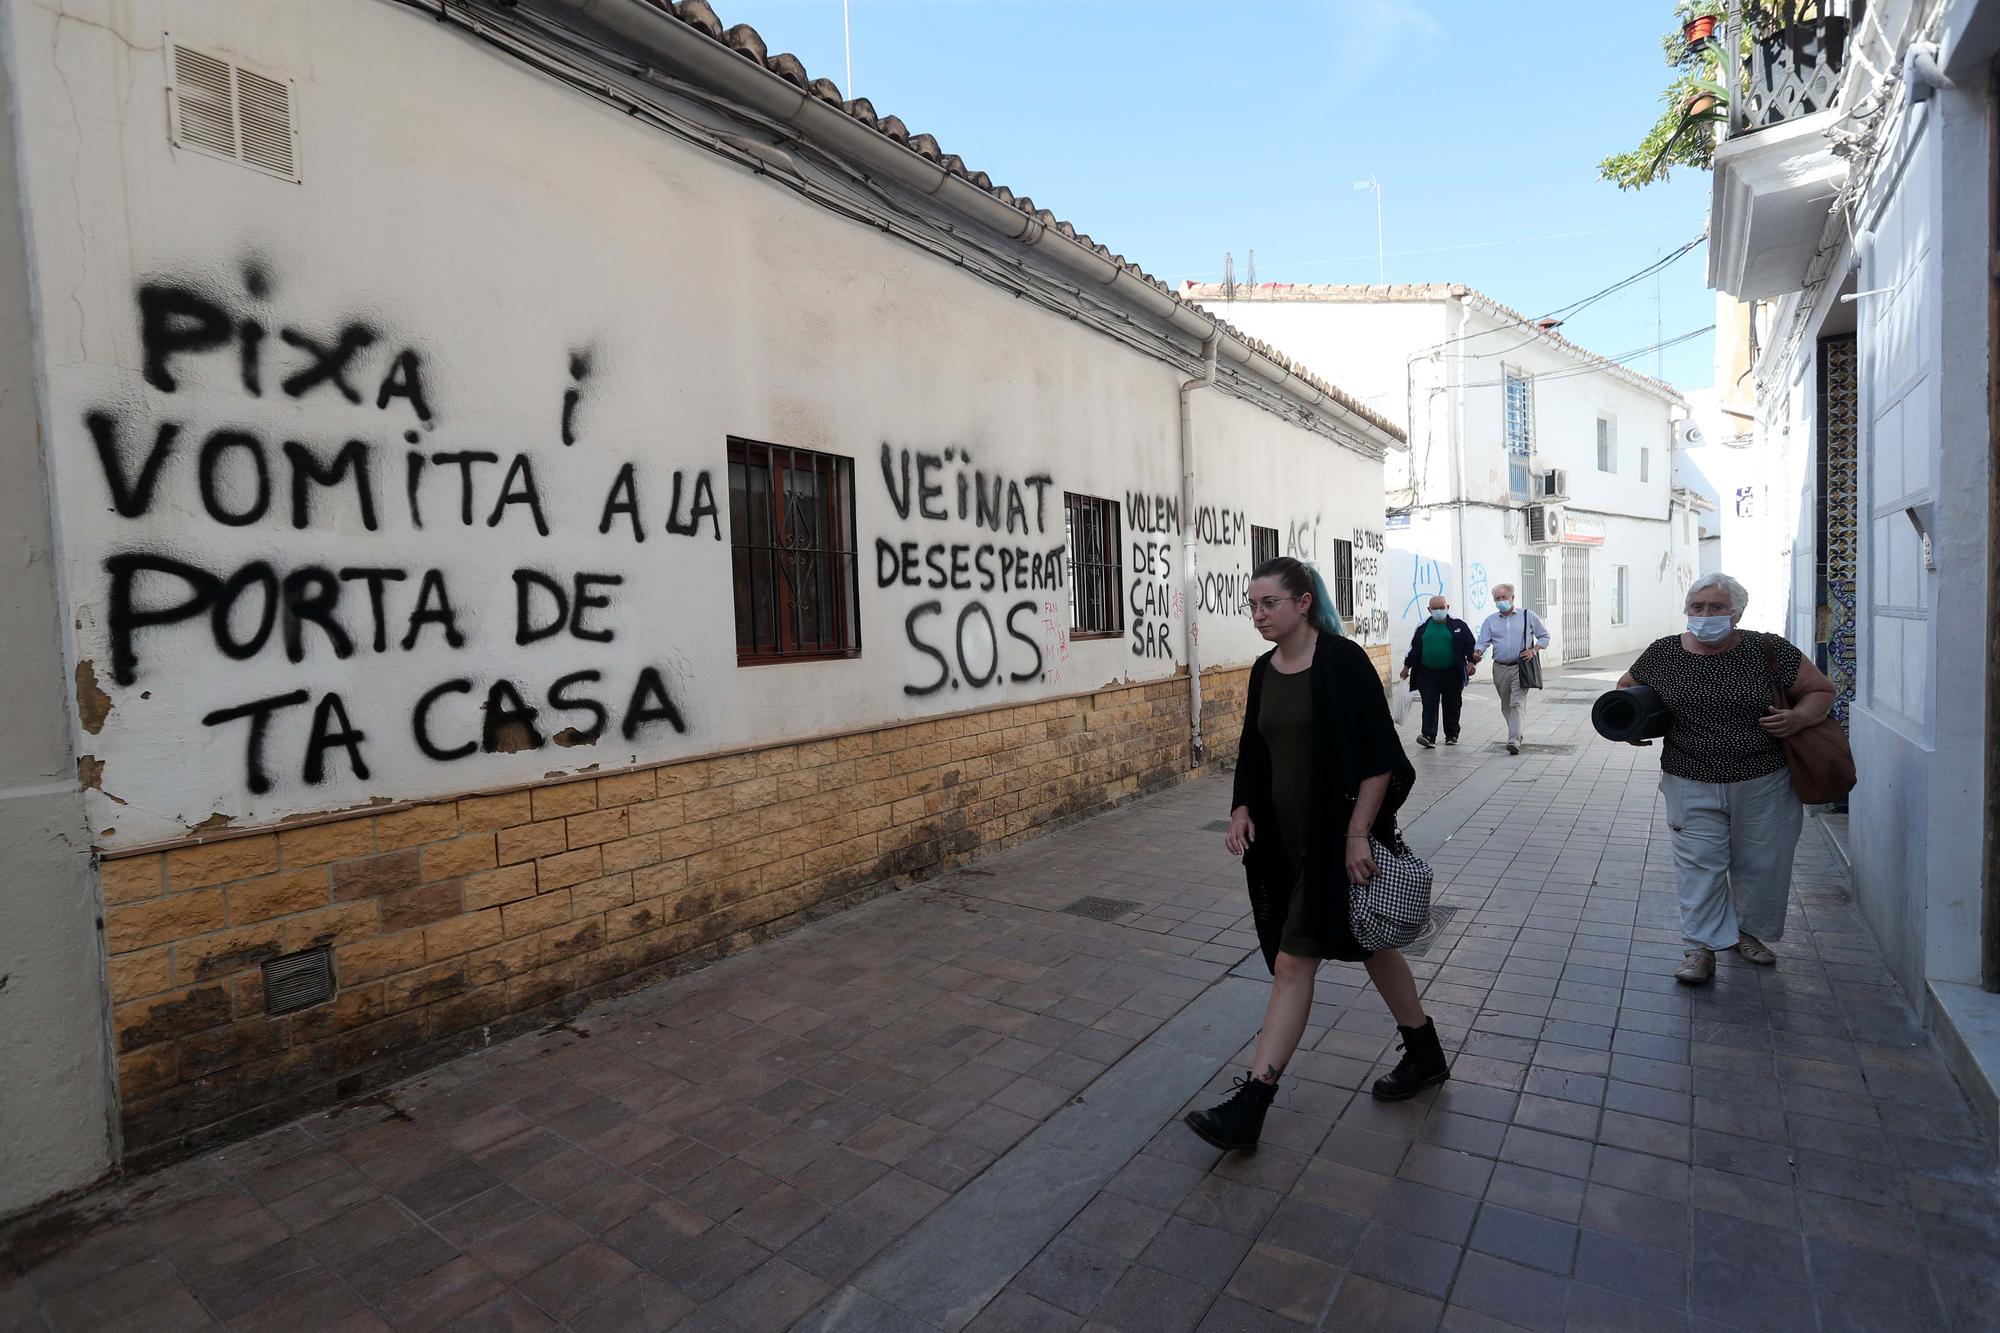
[1561,545,1592,662]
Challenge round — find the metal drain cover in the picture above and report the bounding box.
[1059,895,1140,921]
[1202,819,1233,831]
[1491,742,1578,754]
[1399,904,1460,959]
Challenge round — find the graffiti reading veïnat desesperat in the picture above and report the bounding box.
[88,268,707,802]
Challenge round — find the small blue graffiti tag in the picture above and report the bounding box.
[1402,558,1446,619]
[1469,562,1489,609]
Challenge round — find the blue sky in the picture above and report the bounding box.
[733,0,1718,388]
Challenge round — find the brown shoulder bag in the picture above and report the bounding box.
[1761,634,1856,804]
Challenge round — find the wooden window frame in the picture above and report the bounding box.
[1065,491,1123,639]
[727,438,861,665]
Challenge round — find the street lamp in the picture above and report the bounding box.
[1352,176,1383,285]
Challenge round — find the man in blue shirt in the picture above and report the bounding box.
[1399,595,1477,748]
[1472,584,1550,755]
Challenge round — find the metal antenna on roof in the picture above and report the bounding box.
[843,0,853,99]
[1247,250,1257,290]
[1224,253,1235,301]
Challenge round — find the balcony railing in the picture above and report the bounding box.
[1721,1,1860,137]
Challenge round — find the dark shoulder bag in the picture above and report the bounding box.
[1516,613,1544,690]
[1761,634,1856,803]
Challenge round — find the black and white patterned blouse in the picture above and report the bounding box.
[1629,631,1803,783]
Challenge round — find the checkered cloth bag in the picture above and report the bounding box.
[1347,835,1434,951]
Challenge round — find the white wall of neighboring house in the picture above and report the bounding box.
[0,30,117,1219]
[1719,0,1998,1035]
[1191,292,1693,666]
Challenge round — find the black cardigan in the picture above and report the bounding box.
[1231,632,1416,971]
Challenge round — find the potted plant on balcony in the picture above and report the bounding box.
[1597,1,1734,190]
[1598,2,1851,190]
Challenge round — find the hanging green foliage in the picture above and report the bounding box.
[1598,2,1807,191]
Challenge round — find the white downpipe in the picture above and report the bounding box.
[1180,338,1218,767]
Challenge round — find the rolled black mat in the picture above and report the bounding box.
[1592,684,1669,742]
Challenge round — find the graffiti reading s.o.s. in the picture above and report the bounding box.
[878,445,1058,695]
[87,268,706,807]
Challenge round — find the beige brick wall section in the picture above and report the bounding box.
[98,658,1389,1160]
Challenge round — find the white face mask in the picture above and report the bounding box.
[1494,599,1513,613]
[1687,614,1735,643]
[1428,609,1448,621]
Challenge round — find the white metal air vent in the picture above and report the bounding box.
[263,945,334,1014]
[168,41,299,182]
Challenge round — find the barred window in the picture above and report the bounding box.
[1504,368,1534,501]
[1330,538,1356,621]
[1064,492,1122,637]
[1250,524,1278,569]
[727,439,860,664]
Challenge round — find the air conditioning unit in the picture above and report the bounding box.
[1526,503,1564,546]
[1536,469,1568,500]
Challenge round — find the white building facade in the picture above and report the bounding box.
[1182,285,1701,667]
[0,0,1402,1214]
[1703,0,2000,1134]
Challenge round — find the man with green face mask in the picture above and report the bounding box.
[1399,595,1477,747]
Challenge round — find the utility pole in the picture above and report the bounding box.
[1353,176,1384,285]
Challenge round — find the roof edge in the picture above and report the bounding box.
[1181,281,1688,408]
[537,0,1406,445]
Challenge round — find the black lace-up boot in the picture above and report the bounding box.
[1371,1018,1450,1101]
[1183,1073,1278,1152]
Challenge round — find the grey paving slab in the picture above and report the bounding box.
[7,655,1999,1333]
[816,975,1270,1330]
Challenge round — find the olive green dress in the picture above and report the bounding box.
[1256,663,1325,958]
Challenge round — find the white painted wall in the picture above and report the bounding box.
[1201,295,1690,661]
[1733,45,1996,1003]
[0,11,116,1217]
[0,0,1387,851]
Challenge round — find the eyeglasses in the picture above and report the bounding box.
[1242,595,1298,616]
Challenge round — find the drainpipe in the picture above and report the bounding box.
[1181,337,1218,767]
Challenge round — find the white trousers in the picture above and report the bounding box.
[1492,663,1527,741]
[1659,769,1803,949]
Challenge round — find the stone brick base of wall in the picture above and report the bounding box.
[99,650,1389,1168]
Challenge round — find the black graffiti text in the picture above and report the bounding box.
[880,444,1052,535]
[138,280,433,421]
[104,554,483,686]
[901,598,1044,697]
[873,539,1065,595]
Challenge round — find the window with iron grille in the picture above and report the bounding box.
[1064,492,1123,637]
[1504,368,1533,501]
[1250,524,1278,569]
[728,439,861,663]
[1596,414,1618,473]
[1330,538,1356,621]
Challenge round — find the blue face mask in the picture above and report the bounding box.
[1494,599,1513,613]
[1687,615,1734,643]
[1428,609,1448,621]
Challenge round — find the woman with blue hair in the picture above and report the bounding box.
[1185,556,1446,1154]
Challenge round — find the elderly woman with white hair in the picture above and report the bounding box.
[1616,573,1837,983]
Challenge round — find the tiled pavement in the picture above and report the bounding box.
[6,656,1998,1332]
